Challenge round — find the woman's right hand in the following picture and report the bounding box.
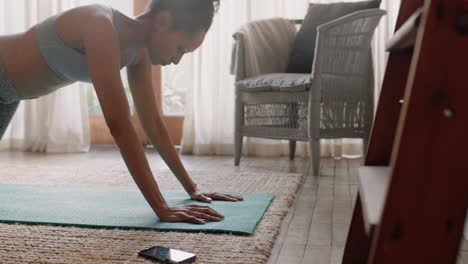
[157,204,224,224]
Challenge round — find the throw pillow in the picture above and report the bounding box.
[287,0,382,73]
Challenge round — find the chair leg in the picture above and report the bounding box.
[234,134,243,166]
[363,137,369,157]
[234,92,244,166]
[289,140,296,160]
[310,138,320,176]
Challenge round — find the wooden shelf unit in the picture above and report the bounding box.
[342,0,468,263]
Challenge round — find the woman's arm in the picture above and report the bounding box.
[84,15,168,215]
[126,49,243,203]
[126,49,197,196]
[82,10,223,223]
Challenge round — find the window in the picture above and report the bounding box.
[161,56,192,116]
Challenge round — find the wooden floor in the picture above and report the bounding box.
[0,145,467,264]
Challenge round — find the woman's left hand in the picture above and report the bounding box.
[190,191,244,203]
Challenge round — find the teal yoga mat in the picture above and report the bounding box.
[0,184,274,234]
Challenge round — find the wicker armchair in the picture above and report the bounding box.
[232,9,386,175]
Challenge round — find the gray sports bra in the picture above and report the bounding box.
[34,8,136,83]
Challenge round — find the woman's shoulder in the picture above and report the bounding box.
[58,4,116,33]
[55,4,117,48]
[31,3,122,63]
[69,4,113,18]
[69,4,114,24]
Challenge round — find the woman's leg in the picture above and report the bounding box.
[0,100,20,140]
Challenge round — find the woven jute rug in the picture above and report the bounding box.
[0,163,303,264]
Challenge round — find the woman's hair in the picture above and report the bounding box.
[141,0,220,33]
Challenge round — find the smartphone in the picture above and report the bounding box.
[138,246,196,263]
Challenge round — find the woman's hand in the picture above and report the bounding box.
[157,204,224,224]
[190,191,244,203]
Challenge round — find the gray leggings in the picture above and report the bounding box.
[0,57,22,140]
[0,100,20,140]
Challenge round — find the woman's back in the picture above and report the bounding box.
[0,4,135,99]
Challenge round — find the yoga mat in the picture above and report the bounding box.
[0,184,274,234]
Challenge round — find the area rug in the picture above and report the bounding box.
[0,163,303,263]
[0,184,274,234]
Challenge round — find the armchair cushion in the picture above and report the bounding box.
[286,0,381,74]
[236,73,311,92]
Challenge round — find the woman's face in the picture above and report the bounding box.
[146,11,206,66]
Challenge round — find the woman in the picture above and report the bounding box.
[0,0,243,224]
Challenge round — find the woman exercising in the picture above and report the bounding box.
[0,0,243,224]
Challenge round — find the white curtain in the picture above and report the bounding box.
[0,0,133,153]
[181,0,401,158]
